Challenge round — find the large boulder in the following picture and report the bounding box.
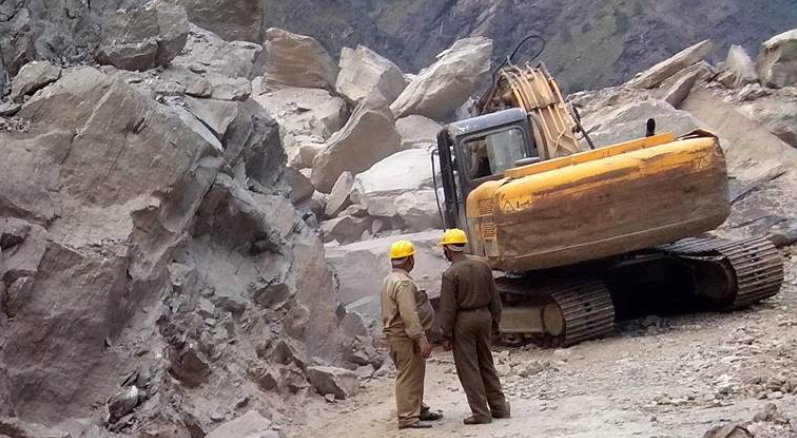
[737,94,797,149]
[306,366,358,400]
[390,37,493,121]
[336,45,409,104]
[97,1,189,71]
[1,67,223,422]
[395,115,442,150]
[757,29,797,89]
[321,215,373,245]
[350,149,441,230]
[9,61,61,101]
[325,172,354,218]
[326,230,449,323]
[252,87,348,139]
[263,28,338,90]
[167,0,263,43]
[627,40,714,89]
[311,101,402,193]
[172,24,262,79]
[206,411,276,438]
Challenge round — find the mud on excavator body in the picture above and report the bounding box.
[434,43,783,347]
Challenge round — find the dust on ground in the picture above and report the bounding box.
[295,248,797,438]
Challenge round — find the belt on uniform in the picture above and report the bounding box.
[459,305,489,312]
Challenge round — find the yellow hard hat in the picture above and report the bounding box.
[389,240,415,260]
[439,229,468,246]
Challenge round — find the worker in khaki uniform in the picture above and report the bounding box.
[438,229,510,425]
[381,240,436,429]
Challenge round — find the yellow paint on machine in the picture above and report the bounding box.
[497,136,723,214]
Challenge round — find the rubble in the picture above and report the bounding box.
[263,28,339,90]
[395,115,443,150]
[627,39,714,89]
[168,0,263,42]
[172,25,261,79]
[252,87,348,140]
[390,37,493,120]
[311,101,402,193]
[336,45,409,104]
[206,411,277,438]
[757,29,797,89]
[9,61,61,101]
[306,366,359,400]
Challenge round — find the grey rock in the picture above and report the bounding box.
[206,411,274,438]
[252,87,348,140]
[209,76,252,101]
[173,25,260,79]
[306,366,359,400]
[395,115,442,150]
[263,28,338,90]
[108,386,140,422]
[724,44,758,88]
[627,40,714,89]
[10,61,61,101]
[391,37,493,120]
[252,282,294,309]
[168,0,263,42]
[184,97,240,139]
[325,172,354,218]
[321,216,373,245]
[311,102,401,193]
[758,29,797,89]
[663,70,700,108]
[285,168,315,204]
[0,417,70,438]
[336,45,409,104]
[169,343,211,388]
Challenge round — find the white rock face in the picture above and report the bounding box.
[263,27,339,90]
[757,29,797,89]
[395,115,443,150]
[252,87,349,139]
[336,45,409,104]
[311,101,402,193]
[351,149,442,231]
[390,37,493,121]
[627,40,714,89]
[326,230,449,323]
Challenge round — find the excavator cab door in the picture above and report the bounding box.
[435,108,536,231]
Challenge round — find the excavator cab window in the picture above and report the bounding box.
[462,128,528,179]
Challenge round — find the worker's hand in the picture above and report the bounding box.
[418,338,432,359]
[442,339,452,351]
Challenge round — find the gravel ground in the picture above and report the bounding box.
[296,246,797,438]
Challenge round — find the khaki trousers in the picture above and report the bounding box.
[387,335,426,427]
[452,308,509,421]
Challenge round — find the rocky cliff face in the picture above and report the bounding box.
[258,0,797,91]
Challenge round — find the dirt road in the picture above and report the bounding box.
[295,249,797,438]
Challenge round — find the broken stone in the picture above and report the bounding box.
[663,70,700,108]
[196,298,215,319]
[701,424,752,438]
[336,45,409,104]
[169,343,211,388]
[395,115,443,150]
[325,172,355,218]
[627,40,714,89]
[285,168,315,204]
[184,97,239,139]
[311,102,401,193]
[168,0,263,43]
[206,411,275,438]
[391,37,493,120]
[209,76,252,101]
[321,216,373,245]
[253,87,348,140]
[252,282,294,309]
[173,24,261,79]
[324,393,336,403]
[0,417,70,438]
[263,28,338,90]
[326,230,449,323]
[108,386,140,423]
[10,61,61,101]
[306,366,359,400]
[757,29,797,89]
[737,95,797,149]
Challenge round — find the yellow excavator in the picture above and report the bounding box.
[433,36,784,347]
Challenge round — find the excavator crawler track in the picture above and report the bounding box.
[496,278,615,348]
[659,236,784,309]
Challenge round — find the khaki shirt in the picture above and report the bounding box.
[381,268,427,341]
[438,256,502,339]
